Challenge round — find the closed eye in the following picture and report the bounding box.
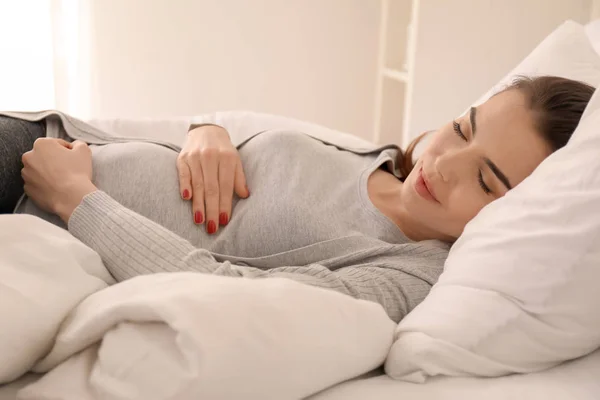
[453,121,467,141]
[478,169,492,195]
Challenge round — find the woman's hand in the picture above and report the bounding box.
[177,125,250,234]
[21,138,97,223]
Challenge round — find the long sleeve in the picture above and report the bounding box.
[68,191,438,322]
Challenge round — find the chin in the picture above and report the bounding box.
[403,183,433,216]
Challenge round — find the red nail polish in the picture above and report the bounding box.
[219,212,229,226]
[182,189,190,199]
[207,220,216,234]
[194,211,203,224]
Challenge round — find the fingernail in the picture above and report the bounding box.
[245,184,250,196]
[219,212,229,226]
[207,220,216,234]
[182,189,190,200]
[194,211,203,224]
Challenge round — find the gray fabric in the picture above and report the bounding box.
[0,117,45,213]
[17,127,449,322]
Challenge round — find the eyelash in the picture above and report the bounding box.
[453,121,467,141]
[478,170,492,194]
[453,120,492,195]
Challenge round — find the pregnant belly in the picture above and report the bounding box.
[90,142,207,246]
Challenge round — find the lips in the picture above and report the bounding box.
[415,167,440,203]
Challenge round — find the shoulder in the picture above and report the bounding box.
[385,239,450,277]
[410,239,451,261]
[419,239,452,252]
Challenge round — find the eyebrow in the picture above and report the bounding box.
[470,107,477,137]
[484,158,512,190]
[469,106,512,190]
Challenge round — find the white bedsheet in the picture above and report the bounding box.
[4,348,600,400]
[6,349,598,400]
[310,348,600,400]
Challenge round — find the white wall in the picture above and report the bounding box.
[592,0,600,19]
[407,0,593,140]
[57,0,595,143]
[68,0,380,140]
[0,1,55,110]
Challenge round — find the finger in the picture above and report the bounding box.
[33,137,50,149]
[189,157,205,225]
[201,149,220,234]
[21,150,32,165]
[71,140,89,151]
[233,159,250,199]
[55,139,73,149]
[176,156,192,201]
[218,154,236,226]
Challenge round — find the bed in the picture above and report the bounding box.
[309,351,600,399]
[3,351,599,400]
[2,20,600,400]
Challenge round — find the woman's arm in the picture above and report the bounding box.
[20,138,441,322]
[68,190,437,323]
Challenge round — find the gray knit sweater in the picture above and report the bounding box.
[7,111,449,323]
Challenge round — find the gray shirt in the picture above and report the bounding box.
[14,118,449,323]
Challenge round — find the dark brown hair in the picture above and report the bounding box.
[396,75,596,179]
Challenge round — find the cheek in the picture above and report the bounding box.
[421,128,454,158]
[446,188,490,224]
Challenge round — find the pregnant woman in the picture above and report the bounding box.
[2,76,595,322]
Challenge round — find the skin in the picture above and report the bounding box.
[21,139,96,223]
[177,125,249,234]
[22,88,552,244]
[369,88,553,242]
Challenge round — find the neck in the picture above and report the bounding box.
[368,169,453,243]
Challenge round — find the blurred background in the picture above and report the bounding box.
[0,0,596,145]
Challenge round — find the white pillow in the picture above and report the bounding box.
[385,20,600,382]
[474,20,600,104]
[585,19,600,56]
[0,215,113,384]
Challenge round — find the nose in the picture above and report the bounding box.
[434,146,474,184]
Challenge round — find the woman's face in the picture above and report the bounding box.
[400,89,553,241]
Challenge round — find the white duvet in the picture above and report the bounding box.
[1,215,395,400]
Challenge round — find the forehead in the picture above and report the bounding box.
[475,90,552,186]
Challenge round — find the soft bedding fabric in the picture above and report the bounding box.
[4,347,600,400]
[16,272,394,400]
[473,20,600,105]
[0,215,113,384]
[0,374,40,400]
[310,348,600,400]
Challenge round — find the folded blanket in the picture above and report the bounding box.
[18,272,394,400]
